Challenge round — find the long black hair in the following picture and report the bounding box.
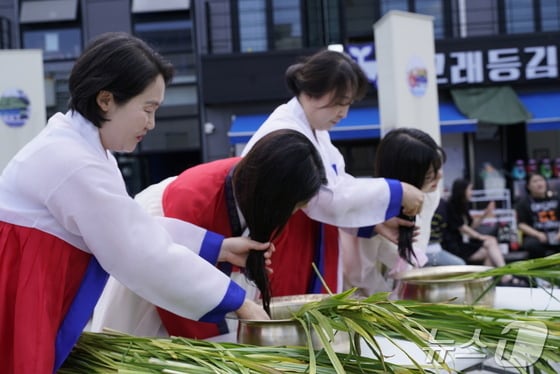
[448,178,472,218]
[375,128,445,264]
[233,129,326,314]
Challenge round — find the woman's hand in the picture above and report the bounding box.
[235,298,270,321]
[536,231,548,243]
[375,217,418,244]
[401,182,424,216]
[483,201,496,217]
[478,234,493,243]
[219,237,274,268]
[553,232,560,244]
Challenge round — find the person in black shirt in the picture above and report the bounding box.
[446,179,523,286]
[425,198,466,267]
[515,172,560,259]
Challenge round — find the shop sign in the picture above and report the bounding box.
[435,45,557,85]
[347,33,560,89]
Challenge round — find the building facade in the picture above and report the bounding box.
[2,0,560,196]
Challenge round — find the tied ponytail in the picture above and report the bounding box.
[233,129,327,316]
[245,246,272,315]
[397,212,417,265]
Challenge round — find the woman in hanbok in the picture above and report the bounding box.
[92,129,328,339]
[342,128,445,296]
[0,32,271,373]
[92,49,425,341]
[241,49,426,296]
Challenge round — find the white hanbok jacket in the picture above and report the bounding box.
[0,111,246,323]
[91,177,255,337]
[241,98,426,296]
[342,189,440,296]
[242,97,403,229]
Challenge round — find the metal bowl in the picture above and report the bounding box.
[393,265,496,306]
[236,294,352,352]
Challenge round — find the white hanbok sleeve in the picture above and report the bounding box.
[241,100,404,229]
[414,189,441,254]
[305,176,403,229]
[340,230,398,297]
[341,191,441,297]
[39,163,243,322]
[304,133,403,228]
[90,275,167,337]
[132,176,214,259]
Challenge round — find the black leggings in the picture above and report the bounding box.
[522,236,560,259]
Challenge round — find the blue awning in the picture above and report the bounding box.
[229,102,476,144]
[519,91,560,132]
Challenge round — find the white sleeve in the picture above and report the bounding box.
[44,164,242,321]
[133,176,211,258]
[241,107,403,229]
[133,176,176,217]
[304,175,403,228]
[304,132,403,228]
[340,230,398,296]
[414,189,441,253]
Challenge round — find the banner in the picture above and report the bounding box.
[0,49,46,172]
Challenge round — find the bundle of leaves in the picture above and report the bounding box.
[62,254,560,373]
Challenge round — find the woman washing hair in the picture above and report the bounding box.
[239,49,425,303]
[342,128,444,296]
[92,129,327,339]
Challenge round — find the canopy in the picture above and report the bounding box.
[450,86,531,125]
[229,90,560,144]
[228,102,476,144]
[520,91,560,132]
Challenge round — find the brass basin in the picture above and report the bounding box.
[393,265,496,306]
[236,294,352,352]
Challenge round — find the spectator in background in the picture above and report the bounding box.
[446,179,526,286]
[515,172,560,259]
[425,198,466,267]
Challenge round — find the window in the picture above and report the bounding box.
[238,0,267,52]
[131,5,198,134]
[132,0,189,13]
[305,0,341,47]
[505,0,534,34]
[541,0,560,31]
[237,0,303,52]
[22,27,81,61]
[19,0,82,61]
[272,0,302,50]
[133,13,195,79]
[461,0,500,37]
[0,17,11,49]
[344,0,377,41]
[380,0,408,14]
[379,0,446,39]
[416,0,445,39]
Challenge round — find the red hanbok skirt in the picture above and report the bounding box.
[0,222,106,373]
